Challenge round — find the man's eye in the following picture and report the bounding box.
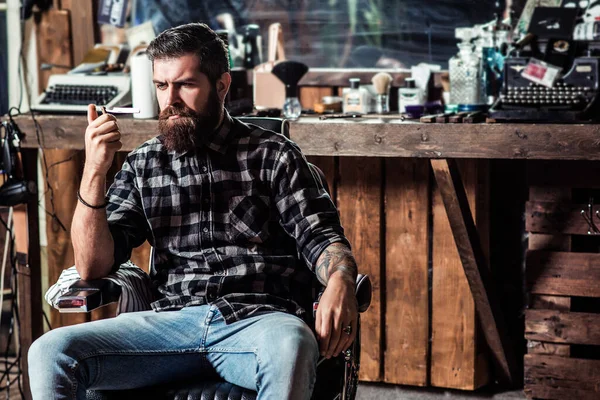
[155,83,166,89]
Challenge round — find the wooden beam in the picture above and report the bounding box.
[526,170,573,358]
[15,149,43,400]
[13,115,600,160]
[524,354,600,400]
[525,309,600,345]
[526,251,600,297]
[526,200,600,235]
[430,158,516,387]
[337,157,383,382]
[384,159,429,386]
[431,160,490,390]
[35,9,73,93]
[61,0,96,66]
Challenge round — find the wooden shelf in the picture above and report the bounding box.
[10,114,600,160]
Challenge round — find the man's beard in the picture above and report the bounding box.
[158,88,222,153]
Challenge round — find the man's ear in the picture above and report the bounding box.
[216,72,232,102]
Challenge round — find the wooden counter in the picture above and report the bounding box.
[12,114,600,160]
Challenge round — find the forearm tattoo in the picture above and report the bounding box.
[315,242,358,285]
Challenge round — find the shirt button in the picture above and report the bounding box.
[203,227,209,233]
[202,166,208,173]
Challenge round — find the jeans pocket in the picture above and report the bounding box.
[227,195,271,245]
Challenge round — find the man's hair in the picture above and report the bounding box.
[147,23,230,85]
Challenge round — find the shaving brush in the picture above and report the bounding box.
[371,72,393,114]
[272,61,309,120]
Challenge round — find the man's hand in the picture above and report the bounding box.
[84,104,122,176]
[313,242,359,359]
[315,271,358,358]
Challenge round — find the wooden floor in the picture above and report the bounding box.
[0,357,25,400]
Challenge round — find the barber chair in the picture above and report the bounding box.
[65,272,371,400]
[53,118,373,400]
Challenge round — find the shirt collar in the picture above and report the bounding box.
[170,109,234,159]
[202,109,234,155]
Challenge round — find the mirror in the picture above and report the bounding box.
[110,0,516,69]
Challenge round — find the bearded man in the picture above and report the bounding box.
[28,23,359,400]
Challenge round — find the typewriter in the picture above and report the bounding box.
[32,74,132,114]
[489,55,600,122]
[489,6,600,122]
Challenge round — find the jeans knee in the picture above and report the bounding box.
[277,323,319,367]
[29,327,80,367]
[28,335,45,368]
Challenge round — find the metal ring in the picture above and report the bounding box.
[343,325,352,335]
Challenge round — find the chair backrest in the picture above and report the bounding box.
[238,116,290,138]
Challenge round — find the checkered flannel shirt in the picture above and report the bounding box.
[106,112,350,324]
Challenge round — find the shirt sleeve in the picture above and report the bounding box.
[271,141,351,270]
[105,155,151,272]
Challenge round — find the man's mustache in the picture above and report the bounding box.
[159,106,198,120]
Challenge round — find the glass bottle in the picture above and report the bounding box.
[449,43,482,106]
[282,97,302,120]
[343,78,367,114]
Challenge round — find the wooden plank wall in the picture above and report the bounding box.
[384,159,429,386]
[524,160,600,400]
[301,88,490,388]
[337,156,383,381]
[430,160,490,390]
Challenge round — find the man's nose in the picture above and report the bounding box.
[164,86,181,107]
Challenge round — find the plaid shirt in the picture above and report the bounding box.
[106,112,349,324]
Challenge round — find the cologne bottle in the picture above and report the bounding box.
[449,41,482,106]
[343,78,367,114]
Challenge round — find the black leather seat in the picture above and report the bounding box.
[55,118,372,400]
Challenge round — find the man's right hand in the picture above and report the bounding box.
[85,104,123,176]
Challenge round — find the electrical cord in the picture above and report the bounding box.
[0,207,12,348]
[6,108,69,233]
[0,213,23,399]
[27,109,69,233]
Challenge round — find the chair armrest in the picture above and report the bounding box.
[56,279,122,313]
[356,274,372,313]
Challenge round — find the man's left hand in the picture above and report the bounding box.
[314,271,358,359]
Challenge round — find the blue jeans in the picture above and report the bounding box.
[28,305,319,400]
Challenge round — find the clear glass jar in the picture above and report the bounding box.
[282,97,302,120]
[449,43,482,105]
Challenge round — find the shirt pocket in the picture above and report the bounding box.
[228,195,271,244]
